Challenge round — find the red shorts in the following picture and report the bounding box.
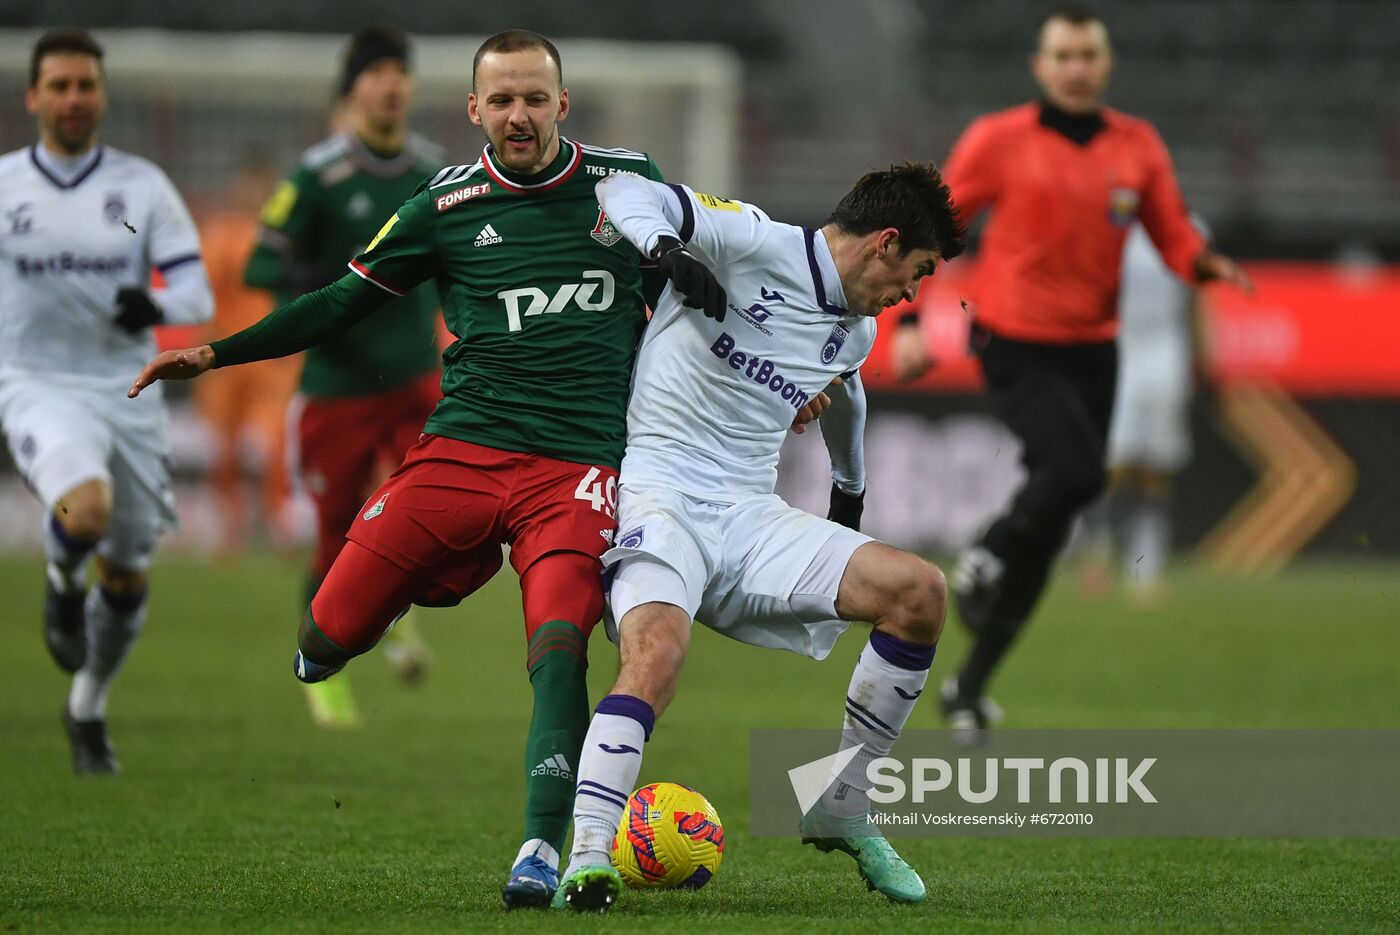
[295,372,441,578]
[346,434,619,606]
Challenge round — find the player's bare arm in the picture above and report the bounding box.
[128,272,391,399]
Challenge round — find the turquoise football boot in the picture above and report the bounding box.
[800,802,927,903]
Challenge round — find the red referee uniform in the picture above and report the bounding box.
[944,102,1205,344]
[941,100,1211,717]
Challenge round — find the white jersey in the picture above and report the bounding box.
[597,176,875,501]
[1108,219,1207,471]
[0,144,209,391]
[1116,218,1206,385]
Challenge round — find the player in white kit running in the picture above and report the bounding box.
[0,31,213,773]
[552,165,965,912]
[1079,219,1207,601]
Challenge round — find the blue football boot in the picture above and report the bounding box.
[502,855,561,910]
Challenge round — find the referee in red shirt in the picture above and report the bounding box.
[897,5,1251,743]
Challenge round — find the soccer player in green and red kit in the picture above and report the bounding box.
[132,30,662,908]
[245,27,444,727]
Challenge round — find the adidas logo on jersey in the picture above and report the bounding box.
[530,753,574,780]
[474,223,504,246]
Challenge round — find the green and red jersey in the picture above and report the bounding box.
[213,137,663,469]
[244,131,445,397]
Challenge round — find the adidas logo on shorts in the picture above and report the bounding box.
[474,223,504,247]
[530,753,574,780]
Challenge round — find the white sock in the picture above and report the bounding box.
[513,838,561,871]
[68,587,147,721]
[821,631,934,818]
[565,695,653,874]
[1124,499,1170,590]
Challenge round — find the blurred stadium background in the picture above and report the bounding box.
[3,4,1398,931]
[2,1,1398,565]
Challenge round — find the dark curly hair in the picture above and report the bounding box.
[826,162,966,260]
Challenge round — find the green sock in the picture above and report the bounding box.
[522,620,590,856]
[304,572,323,610]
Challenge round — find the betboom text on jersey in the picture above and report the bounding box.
[710,332,811,409]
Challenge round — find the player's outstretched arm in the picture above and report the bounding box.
[129,274,390,400]
[128,346,215,397]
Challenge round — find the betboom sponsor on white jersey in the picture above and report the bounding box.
[0,145,204,388]
[607,179,875,501]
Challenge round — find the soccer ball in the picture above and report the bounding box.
[611,782,725,889]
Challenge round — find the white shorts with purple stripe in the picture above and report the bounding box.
[602,482,873,660]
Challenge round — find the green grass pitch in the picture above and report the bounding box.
[2,553,1397,933]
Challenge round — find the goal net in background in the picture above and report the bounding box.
[0,29,741,553]
[0,30,741,205]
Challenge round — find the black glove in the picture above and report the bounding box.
[113,287,164,334]
[651,235,726,321]
[828,484,865,531]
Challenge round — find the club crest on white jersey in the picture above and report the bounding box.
[604,178,876,501]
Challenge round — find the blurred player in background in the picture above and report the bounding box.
[553,165,964,912]
[1077,217,1209,604]
[0,30,213,773]
[893,5,1250,744]
[194,150,298,559]
[243,26,444,727]
[132,29,683,909]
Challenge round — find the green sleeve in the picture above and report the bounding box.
[243,164,319,291]
[210,273,388,367]
[348,182,439,295]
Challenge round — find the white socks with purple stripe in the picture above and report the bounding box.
[821,628,936,818]
[563,693,655,875]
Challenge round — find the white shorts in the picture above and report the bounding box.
[1108,365,1192,472]
[603,483,874,660]
[0,376,176,569]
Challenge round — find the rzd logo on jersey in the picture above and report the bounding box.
[498,270,616,332]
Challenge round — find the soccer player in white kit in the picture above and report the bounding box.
[552,165,965,911]
[0,31,213,773]
[1080,219,1207,601]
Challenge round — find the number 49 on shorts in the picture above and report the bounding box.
[574,466,618,518]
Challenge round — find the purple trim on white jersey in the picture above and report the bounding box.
[155,252,201,275]
[666,184,695,243]
[29,145,105,191]
[803,228,848,316]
